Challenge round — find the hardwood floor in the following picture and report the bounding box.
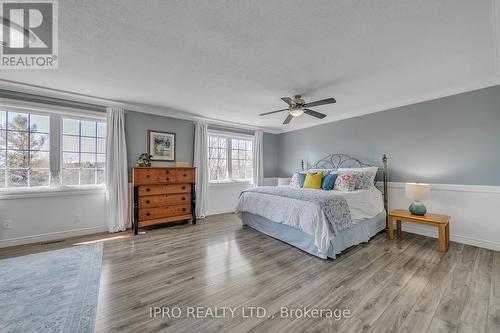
[1,213,499,333]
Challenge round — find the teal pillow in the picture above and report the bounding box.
[321,173,337,190]
[298,172,307,188]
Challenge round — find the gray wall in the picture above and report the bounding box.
[263,132,279,178]
[125,111,279,180]
[125,111,195,180]
[273,85,500,186]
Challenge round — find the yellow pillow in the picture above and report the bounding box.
[303,172,323,189]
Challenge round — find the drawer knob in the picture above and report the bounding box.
[182,197,186,200]
[167,170,169,174]
[182,208,186,211]
[146,212,151,216]
[182,186,186,190]
[146,188,151,192]
[147,175,150,178]
[167,177,170,181]
[146,200,150,204]
[183,174,187,177]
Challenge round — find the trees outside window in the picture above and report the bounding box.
[0,111,50,188]
[0,109,106,191]
[208,133,253,183]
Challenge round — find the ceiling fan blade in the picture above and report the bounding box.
[304,97,336,108]
[259,109,289,116]
[281,97,293,106]
[283,114,293,124]
[304,109,327,119]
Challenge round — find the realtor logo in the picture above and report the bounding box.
[0,0,58,69]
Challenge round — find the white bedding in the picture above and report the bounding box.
[235,185,384,255]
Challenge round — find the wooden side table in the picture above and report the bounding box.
[388,209,450,252]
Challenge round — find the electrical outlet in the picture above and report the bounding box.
[72,214,81,224]
[3,220,13,229]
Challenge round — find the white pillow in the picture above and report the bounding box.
[307,168,336,175]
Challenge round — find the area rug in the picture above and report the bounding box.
[0,243,103,333]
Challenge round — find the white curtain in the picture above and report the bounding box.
[253,130,264,186]
[194,121,208,218]
[105,107,129,232]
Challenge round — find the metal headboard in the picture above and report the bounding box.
[306,153,389,227]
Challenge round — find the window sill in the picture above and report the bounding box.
[0,187,106,200]
[209,180,253,187]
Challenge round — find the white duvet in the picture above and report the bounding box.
[235,186,384,254]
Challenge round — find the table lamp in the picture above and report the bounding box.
[405,183,430,215]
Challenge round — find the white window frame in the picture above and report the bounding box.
[208,130,254,185]
[0,100,106,198]
[60,114,107,190]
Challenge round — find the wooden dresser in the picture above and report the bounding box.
[132,167,196,234]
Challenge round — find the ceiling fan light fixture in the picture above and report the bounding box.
[289,109,304,117]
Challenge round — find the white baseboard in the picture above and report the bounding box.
[400,224,500,251]
[0,225,107,248]
[387,182,500,252]
[207,209,235,216]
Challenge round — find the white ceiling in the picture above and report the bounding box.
[1,0,500,132]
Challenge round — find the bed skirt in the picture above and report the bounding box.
[239,211,386,259]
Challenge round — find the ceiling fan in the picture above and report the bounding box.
[259,95,336,125]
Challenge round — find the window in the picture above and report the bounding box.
[231,138,252,181]
[62,118,106,185]
[0,110,51,188]
[0,106,106,192]
[208,135,228,181]
[208,132,253,183]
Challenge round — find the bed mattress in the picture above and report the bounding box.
[240,211,386,259]
[236,185,385,257]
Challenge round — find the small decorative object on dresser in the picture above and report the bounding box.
[135,153,152,167]
[388,209,450,252]
[132,167,196,235]
[148,130,176,161]
[405,182,430,215]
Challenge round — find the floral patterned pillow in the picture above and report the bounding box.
[334,173,358,192]
[338,167,378,190]
[353,171,372,190]
[289,172,300,187]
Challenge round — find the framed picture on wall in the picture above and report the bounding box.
[148,130,176,161]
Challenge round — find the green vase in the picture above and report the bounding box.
[409,200,427,215]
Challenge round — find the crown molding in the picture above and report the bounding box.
[0,79,281,134]
[1,76,499,136]
[275,76,500,134]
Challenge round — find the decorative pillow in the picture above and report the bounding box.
[303,172,323,189]
[334,173,358,192]
[321,173,337,190]
[338,167,378,189]
[289,172,300,187]
[298,172,307,188]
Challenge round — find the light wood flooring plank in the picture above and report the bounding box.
[487,251,500,333]
[0,213,497,333]
[426,245,479,332]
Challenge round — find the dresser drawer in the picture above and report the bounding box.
[138,184,191,196]
[157,169,176,183]
[175,168,195,183]
[134,168,162,184]
[139,193,191,208]
[139,204,191,221]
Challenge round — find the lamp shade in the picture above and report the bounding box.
[405,183,430,200]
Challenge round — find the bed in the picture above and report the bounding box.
[236,154,388,259]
